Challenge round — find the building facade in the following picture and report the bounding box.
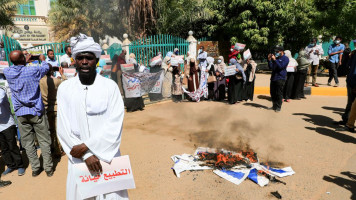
[4,0,55,48]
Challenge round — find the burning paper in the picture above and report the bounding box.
[171,147,295,187]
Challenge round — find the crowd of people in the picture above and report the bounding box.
[0,33,355,198]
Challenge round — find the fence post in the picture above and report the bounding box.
[187,31,197,59]
[122,33,131,61]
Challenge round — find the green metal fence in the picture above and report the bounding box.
[25,42,70,62]
[107,43,122,60]
[1,34,22,64]
[129,34,189,67]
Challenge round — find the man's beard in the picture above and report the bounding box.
[78,67,96,85]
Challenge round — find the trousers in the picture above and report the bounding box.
[270,79,286,111]
[306,64,319,85]
[328,62,339,84]
[0,125,24,169]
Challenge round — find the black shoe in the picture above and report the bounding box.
[32,168,43,177]
[46,170,54,177]
[336,120,346,125]
[0,180,12,188]
[301,96,306,99]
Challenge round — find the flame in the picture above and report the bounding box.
[197,150,258,169]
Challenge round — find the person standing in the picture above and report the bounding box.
[293,50,310,99]
[305,38,324,87]
[328,36,345,87]
[162,52,173,98]
[227,58,246,104]
[60,46,75,67]
[186,58,200,93]
[197,46,208,99]
[339,40,356,125]
[4,51,53,177]
[57,33,128,199]
[214,56,226,101]
[242,57,257,102]
[39,65,65,158]
[0,86,25,176]
[268,46,289,112]
[283,50,298,102]
[171,56,183,102]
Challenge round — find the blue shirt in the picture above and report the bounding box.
[46,57,59,67]
[268,55,289,81]
[4,62,49,116]
[328,44,345,63]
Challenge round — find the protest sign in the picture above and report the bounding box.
[100,55,111,64]
[224,65,236,76]
[234,43,246,51]
[121,64,135,73]
[122,71,164,98]
[149,56,162,66]
[243,49,251,60]
[63,68,76,79]
[73,155,135,199]
[0,61,9,73]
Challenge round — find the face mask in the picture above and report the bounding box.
[275,53,281,57]
[217,60,222,64]
[335,40,341,44]
[175,51,179,55]
[199,49,202,53]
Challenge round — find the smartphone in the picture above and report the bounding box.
[30,55,40,60]
[52,67,59,71]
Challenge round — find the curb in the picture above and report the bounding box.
[254,86,347,96]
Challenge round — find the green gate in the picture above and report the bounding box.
[129,34,189,67]
[1,34,22,64]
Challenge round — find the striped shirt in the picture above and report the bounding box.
[3,62,49,116]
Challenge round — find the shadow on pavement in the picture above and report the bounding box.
[257,95,272,102]
[305,127,356,144]
[323,171,356,200]
[322,106,344,115]
[294,113,338,128]
[243,103,269,109]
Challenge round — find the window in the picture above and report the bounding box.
[17,0,36,16]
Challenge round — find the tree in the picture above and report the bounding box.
[0,0,22,29]
[48,0,156,42]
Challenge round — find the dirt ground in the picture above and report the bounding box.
[1,94,355,200]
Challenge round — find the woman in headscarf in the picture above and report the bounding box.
[207,58,216,100]
[162,52,173,98]
[123,53,145,112]
[214,56,227,101]
[292,49,309,99]
[111,54,119,83]
[283,50,298,102]
[148,53,163,101]
[171,56,183,102]
[242,57,257,101]
[186,58,200,93]
[228,58,246,104]
[116,50,127,96]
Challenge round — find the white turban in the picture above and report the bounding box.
[70,33,102,59]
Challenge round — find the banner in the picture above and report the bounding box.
[149,56,162,67]
[102,65,112,78]
[0,61,9,73]
[243,49,251,60]
[100,55,112,64]
[224,65,236,76]
[182,72,208,102]
[122,71,164,98]
[73,155,135,199]
[63,68,76,79]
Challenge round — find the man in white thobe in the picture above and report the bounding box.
[57,33,128,200]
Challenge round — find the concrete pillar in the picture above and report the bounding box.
[187,31,197,59]
[122,33,131,61]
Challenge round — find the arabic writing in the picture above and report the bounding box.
[80,168,131,183]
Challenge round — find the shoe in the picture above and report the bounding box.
[275,109,281,113]
[0,180,12,188]
[32,168,43,177]
[336,120,346,125]
[18,168,25,176]
[2,168,15,176]
[327,82,331,86]
[312,83,319,87]
[336,126,355,133]
[334,84,339,87]
[46,170,54,177]
[301,96,307,99]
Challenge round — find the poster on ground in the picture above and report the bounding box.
[73,155,135,199]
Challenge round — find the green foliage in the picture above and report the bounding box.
[0,0,23,29]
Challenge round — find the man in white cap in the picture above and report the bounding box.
[57,33,128,200]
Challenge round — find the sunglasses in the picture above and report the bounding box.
[76,55,96,61]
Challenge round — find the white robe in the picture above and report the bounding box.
[57,75,128,200]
